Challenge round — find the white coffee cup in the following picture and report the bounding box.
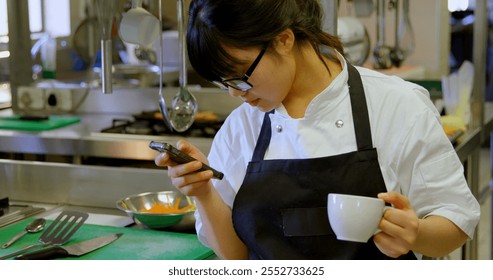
[327,193,385,243]
[119,1,160,48]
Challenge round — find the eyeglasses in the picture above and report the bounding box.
[212,47,267,91]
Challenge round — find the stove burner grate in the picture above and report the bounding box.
[100,112,222,138]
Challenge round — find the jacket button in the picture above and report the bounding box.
[335,120,344,128]
[276,125,283,133]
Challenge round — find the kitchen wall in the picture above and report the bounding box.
[4,0,451,82]
[163,0,450,80]
[338,0,450,79]
[69,0,191,32]
[160,0,191,26]
[46,0,453,80]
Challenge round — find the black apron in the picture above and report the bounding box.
[231,63,416,260]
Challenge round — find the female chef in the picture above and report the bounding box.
[155,0,480,259]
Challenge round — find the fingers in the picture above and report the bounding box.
[378,191,412,210]
[379,208,417,240]
[176,139,192,154]
[176,139,208,163]
[169,164,214,196]
[373,232,410,258]
[167,160,207,179]
[155,150,171,166]
[153,139,212,196]
[378,193,419,237]
[374,193,420,257]
[170,168,213,189]
[154,139,204,167]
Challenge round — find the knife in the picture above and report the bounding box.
[14,233,123,260]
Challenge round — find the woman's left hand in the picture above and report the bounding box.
[373,192,420,258]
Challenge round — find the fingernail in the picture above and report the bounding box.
[378,193,388,199]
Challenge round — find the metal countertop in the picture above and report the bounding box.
[0,110,215,160]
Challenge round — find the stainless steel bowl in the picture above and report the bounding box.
[116,191,196,230]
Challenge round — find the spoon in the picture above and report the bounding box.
[1,218,46,249]
[170,0,198,132]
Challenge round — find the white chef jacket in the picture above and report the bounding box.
[196,57,481,255]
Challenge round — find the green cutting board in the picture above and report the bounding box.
[0,218,214,260]
[0,115,80,131]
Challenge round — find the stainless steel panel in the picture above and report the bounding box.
[0,159,174,209]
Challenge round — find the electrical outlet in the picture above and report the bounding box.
[44,88,73,112]
[17,86,45,110]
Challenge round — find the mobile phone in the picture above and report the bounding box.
[149,141,224,180]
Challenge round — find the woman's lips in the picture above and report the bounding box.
[245,98,259,106]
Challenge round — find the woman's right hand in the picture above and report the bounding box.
[154,139,214,197]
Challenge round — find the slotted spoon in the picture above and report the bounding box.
[0,210,89,259]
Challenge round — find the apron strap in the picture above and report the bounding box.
[347,63,373,151]
[252,110,274,161]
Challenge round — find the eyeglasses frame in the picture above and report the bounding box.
[213,46,267,91]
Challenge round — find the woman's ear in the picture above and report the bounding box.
[272,28,295,55]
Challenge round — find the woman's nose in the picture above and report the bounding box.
[228,87,247,97]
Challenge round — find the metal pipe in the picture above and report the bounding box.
[100,39,113,94]
[472,0,487,133]
[7,0,32,112]
[95,0,115,94]
[319,0,338,35]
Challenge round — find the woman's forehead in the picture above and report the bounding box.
[222,45,260,64]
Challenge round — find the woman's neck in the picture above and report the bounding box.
[282,45,342,118]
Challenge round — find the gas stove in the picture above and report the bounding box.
[99,111,222,138]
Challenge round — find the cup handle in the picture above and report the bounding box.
[373,206,392,236]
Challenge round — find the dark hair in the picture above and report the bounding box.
[186,0,344,82]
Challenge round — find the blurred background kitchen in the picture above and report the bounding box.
[0,0,492,260]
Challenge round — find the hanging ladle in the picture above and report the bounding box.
[169,0,198,132]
